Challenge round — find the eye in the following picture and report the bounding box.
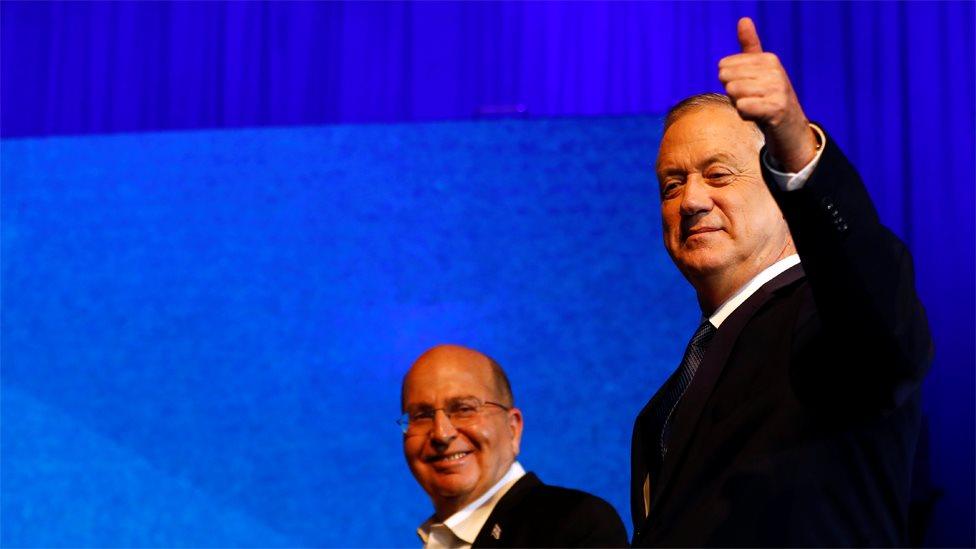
[661,179,682,199]
[449,403,479,418]
[704,167,734,181]
[410,410,435,422]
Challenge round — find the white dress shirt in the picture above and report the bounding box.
[417,461,527,549]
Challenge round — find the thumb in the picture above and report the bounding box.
[737,17,763,53]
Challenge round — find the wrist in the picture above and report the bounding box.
[767,120,819,172]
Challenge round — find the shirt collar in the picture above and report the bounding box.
[707,255,800,328]
[417,461,527,545]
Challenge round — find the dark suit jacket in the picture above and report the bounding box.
[630,133,933,546]
[472,472,628,548]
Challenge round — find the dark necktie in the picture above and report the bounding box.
[658,320,717,459]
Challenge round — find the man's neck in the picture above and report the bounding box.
[693,244,797,313]
[698,255,801,323]
[695,266,768,314]
[432,461,524,522]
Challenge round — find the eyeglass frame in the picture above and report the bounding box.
[397,397,512,434]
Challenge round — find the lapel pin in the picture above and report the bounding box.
[491,523,502,540]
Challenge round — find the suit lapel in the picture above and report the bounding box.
[647,264,805,521]
[472,473,540,547]
[630,363,686,526]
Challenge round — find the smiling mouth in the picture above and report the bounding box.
[685,227,721,239]
[426,451,471,463]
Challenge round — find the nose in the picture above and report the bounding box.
[429,409,458,447]
[679,174,714,218]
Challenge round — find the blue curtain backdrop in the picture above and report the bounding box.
[2,1,973,546]
[3,116,676,547]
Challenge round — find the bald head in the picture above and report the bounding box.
[401,344,514,410]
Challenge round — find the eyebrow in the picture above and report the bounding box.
[656,152,739,178]
[406,395,481,410]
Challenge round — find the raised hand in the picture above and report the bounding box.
[718,17,819,172]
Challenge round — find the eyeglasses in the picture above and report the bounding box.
[398,397,510,434]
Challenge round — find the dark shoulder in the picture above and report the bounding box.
[524,482,617,515]
[506,479,628,547]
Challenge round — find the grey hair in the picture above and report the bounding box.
[663,92,764,144]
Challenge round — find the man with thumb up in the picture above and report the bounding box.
[630,17,932,547]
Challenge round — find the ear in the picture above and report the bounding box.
[507,407,524,456]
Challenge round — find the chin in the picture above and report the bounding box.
[431,476,478,499]
[676,255,731,279]
[670,238,724,266]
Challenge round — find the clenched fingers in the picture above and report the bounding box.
[723,79,780,100]
[719,62,786,85]
[729,96,791,126]
[718,52,783,72]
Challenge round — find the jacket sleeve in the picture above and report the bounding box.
[762,131,933,412]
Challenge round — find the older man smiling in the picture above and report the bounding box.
[400,344,627,548]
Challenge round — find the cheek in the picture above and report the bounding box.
[462,423,506,456]
[713,194,746,231]
[661,205,681,236]
[465,425,493,447]
[403,437,425,465]
[661,202,676,221]
[737,199,780,239]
